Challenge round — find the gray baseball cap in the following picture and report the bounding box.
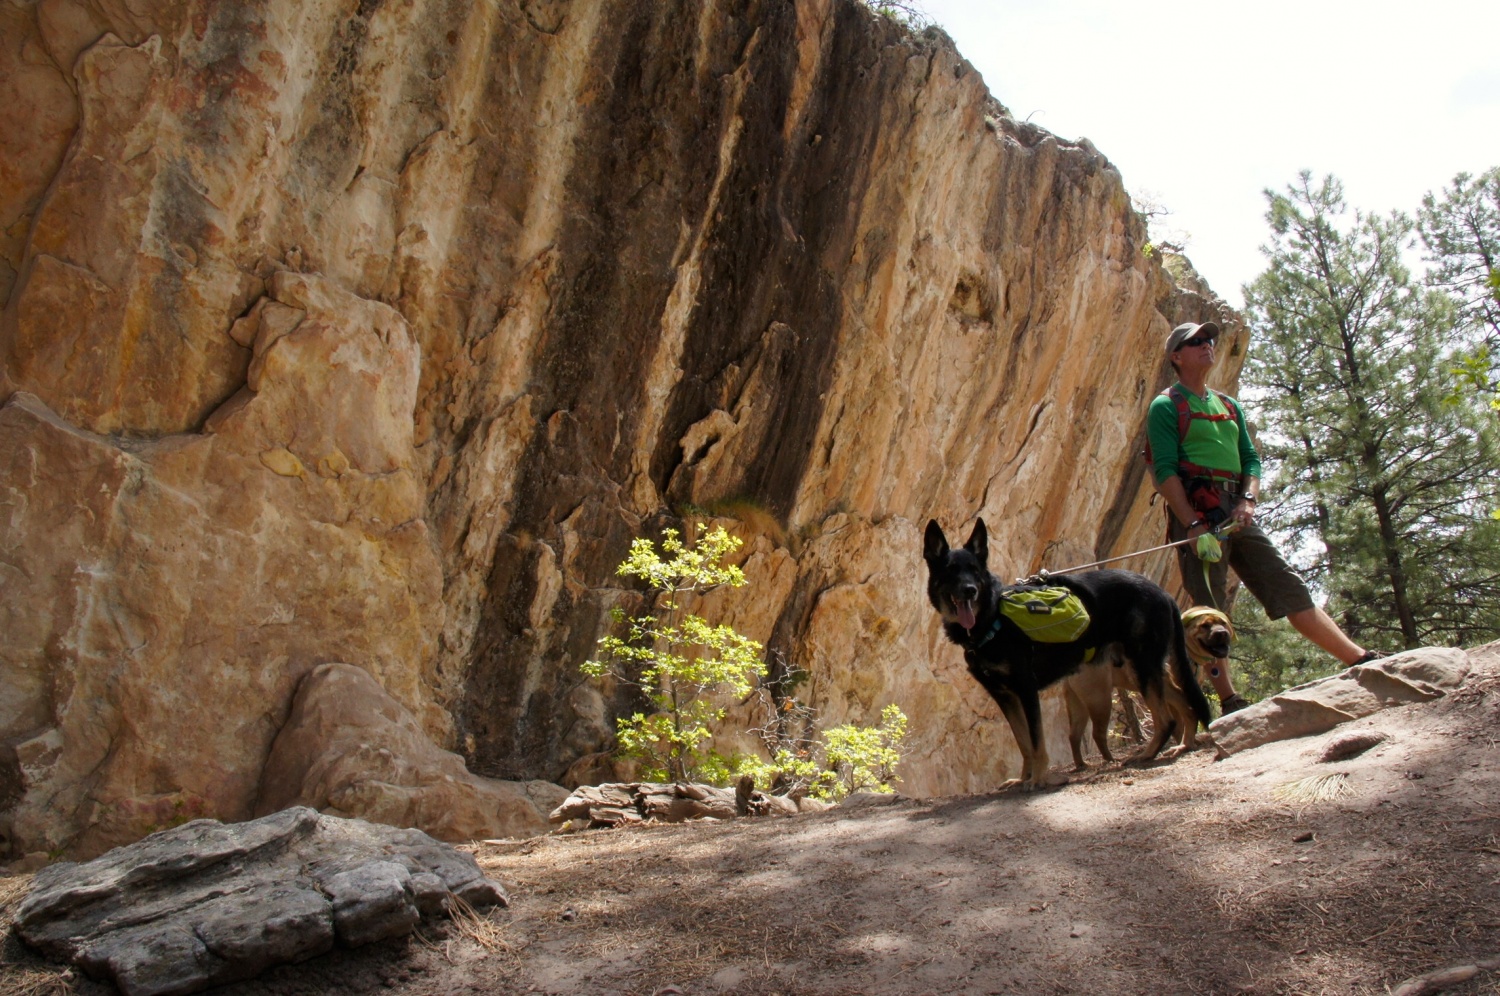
[1165,321,1220,356]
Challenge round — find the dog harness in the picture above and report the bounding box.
[970,586,1094,660]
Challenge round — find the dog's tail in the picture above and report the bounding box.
[1172,610,1214,728]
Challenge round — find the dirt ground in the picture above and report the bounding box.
[5,644,1500,996]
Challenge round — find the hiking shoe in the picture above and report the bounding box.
[1219,694,1250,715]
[1350,650,1387,666]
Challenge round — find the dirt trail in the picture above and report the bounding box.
[6,646,1500,996]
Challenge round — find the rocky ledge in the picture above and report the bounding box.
[13,807,506,996]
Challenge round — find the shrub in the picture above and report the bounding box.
[582,526,764,783]
[742,703,910,802]
[583,525,910,798]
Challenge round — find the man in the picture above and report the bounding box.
[1148,320,1380,714]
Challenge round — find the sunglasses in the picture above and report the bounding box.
[1177,336,1215,350]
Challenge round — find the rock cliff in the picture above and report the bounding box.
[0,0,1244,858]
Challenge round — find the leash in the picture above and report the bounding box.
[1022,522,1239,583]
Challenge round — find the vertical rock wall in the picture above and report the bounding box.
[0,0,1245,857]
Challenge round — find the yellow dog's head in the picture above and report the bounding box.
[1182,606,1233,664]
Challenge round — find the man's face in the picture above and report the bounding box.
[1172,333,1216,375]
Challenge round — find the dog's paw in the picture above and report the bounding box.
[997,777,1024,791]
[1023,770,1069,790]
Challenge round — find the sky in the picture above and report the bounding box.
[916,1,1500,310]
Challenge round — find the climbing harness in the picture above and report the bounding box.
[1142,384,1245,484]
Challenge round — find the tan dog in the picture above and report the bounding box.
[1062,644,1202,770]
[1062,655,1119,769]
[1182,606,1235,675]
[1064,607,1232,768]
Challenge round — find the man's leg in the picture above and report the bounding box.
[1283,606,1369,665]
[1230,524,1373,666]
[1200,658,1238,703]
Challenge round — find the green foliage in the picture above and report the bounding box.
[1240,171,1500,656]
[1448,344,1496,400]
[584,526,910,796]
[735,704,910,802]
[582,526,765,782]
[1418,167,1500,347]
[1419,168,1500,419]
[822,704,909,798]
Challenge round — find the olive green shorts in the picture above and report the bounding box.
[1169,515,1315,620]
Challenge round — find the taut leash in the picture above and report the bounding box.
[1023,523,1238,583]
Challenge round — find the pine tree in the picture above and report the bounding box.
[1418,167,1500,345]
[1241,172,1500,653]
[1418,167,1500,403]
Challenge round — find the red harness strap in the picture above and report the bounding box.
[1145,385,1243,482]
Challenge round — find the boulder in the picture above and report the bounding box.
[13,807,506,996]
[1212,648,1472,757]
[257,663,566,842]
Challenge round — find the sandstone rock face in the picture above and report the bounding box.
[257,662,564,841]
[1,269,444,858]
[14,807,507,996]
[1,0,1245,856]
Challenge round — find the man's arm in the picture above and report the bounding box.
[1229,396,1261,526]
[1233,474,1260,527]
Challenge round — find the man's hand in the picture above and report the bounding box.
[1232,497,1256,528]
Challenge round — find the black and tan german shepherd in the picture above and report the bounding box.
[924,518,1212,788]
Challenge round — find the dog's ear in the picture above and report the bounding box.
[964,517,988,566]
[923,520,949,563]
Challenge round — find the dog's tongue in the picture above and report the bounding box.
[956,599,977,632]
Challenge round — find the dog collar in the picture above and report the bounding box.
[968,617,1003,651]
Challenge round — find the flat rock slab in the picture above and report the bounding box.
[549,782,857,829]
[550,782,742,827]
[1212,647,1471,757]
[13,807,507,996]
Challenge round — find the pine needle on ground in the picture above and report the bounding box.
[443,893,514,957]
[1271,771,1355,804]
[0,967,75,996]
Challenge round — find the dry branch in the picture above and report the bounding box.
[1391,954,1500,996]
